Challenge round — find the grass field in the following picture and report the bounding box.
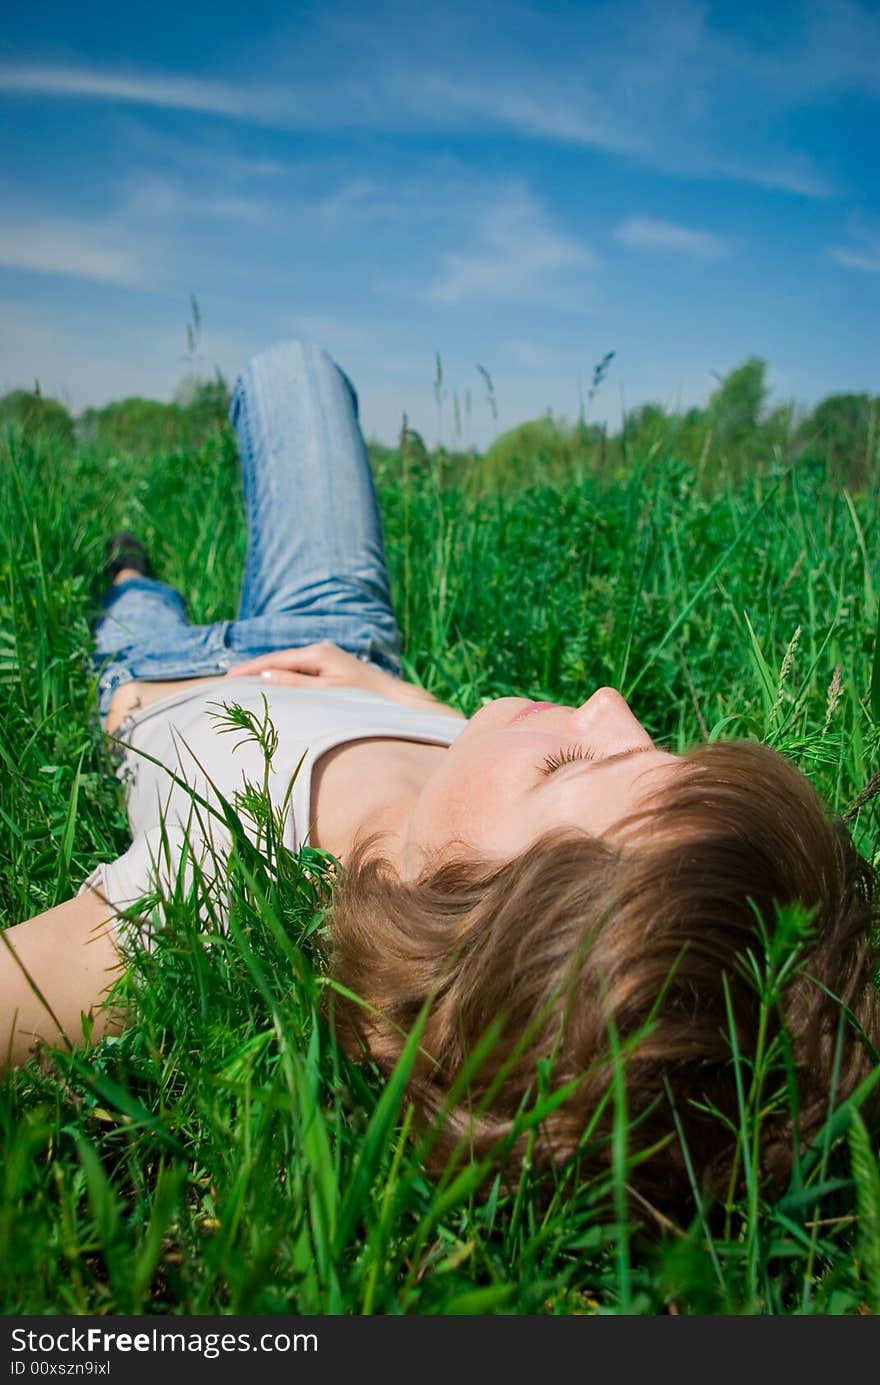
[2,418,880,1315]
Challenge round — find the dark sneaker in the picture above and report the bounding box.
[104,532,153,582]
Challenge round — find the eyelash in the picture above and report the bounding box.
[540,744,596,776]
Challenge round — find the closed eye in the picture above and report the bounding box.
[539,744,654,778]
[540,744,595,776]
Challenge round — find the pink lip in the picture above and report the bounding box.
[511,701,559,723]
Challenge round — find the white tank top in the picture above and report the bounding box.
[80,677,467,945]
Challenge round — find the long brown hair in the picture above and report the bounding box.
[326,739,880,1210]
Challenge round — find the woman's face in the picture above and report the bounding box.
[400,688,679,877]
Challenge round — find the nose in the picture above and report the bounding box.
[571,686,654,752]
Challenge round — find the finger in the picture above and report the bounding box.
[257,670,327,686]
[225,645,327,677]
[227,649,321,674]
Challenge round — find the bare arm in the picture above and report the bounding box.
[1,890,126,1074]
[225,642,467,719]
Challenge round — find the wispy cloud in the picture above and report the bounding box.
[830,231,880,273]
[120,121,292,181]
[1,56,641,165]
[2,0,865,203]
[427,187,597,305]
[710,155,837,200]
[831,248,880,273]
[0,217,143,285]
[615,217,729,260]
[0,165,277,289]
[316,178,388,226]
[123,174,270,226]
[0,64,264,118]
[411,75,648,157]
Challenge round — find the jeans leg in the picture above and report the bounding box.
[90,341,407,725]
[93,577,191,657]
[230,340,402,669]
[91,576,217,723]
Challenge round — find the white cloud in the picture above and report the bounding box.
[315,178,387,226]
[615,217,729,260]
[123,174,270,226]
[0,167,277,292]
[412,75,648,157]
[0,64,276,121]
[428,188,597,305]
[830,236,880,273]
[710,155,836,200]
[119,121,292,181]
[0,218,143,285]
[1,0,858,203]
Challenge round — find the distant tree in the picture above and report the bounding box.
[763,402,796,460]
[707,358,769,457]
[78,372,231,456]
[485,417,590,469]
[0,388,74,446]
[480,416,598,491]
[672,405,711,466]
[175,370,231,434]
[797,393,878,487]
[622,402,668,457]
[701,358,794,474]
[78,398,187,454]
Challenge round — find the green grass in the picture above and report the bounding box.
[2,419,880,1315]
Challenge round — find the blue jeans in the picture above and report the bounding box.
[92,339,404,724]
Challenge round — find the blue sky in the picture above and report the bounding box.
[1,0,878,446]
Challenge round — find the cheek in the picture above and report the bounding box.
[414,750,516,851]
[453,756,525,849]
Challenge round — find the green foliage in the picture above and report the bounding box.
[848,1108,880,1312]
[2,386,880,1314]
[374,355,876,498]
[797,393,879,490]
[1,372,231,461]
[707,357,772,458]
[78,397,189,454]
[0,387,74,446]
[481,415,592,488]
[3,352,879,493]
[77,375,231,457]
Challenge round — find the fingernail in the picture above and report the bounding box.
[261,670,274,681]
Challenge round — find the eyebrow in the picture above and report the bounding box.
[551,744,657,780]
[602,745,656,764]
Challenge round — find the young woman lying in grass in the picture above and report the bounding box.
[2,339,878,1216]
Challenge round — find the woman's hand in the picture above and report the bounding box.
[224,641,466,719]
[225,641,390,695]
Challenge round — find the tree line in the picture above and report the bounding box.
[2,357,877,490]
